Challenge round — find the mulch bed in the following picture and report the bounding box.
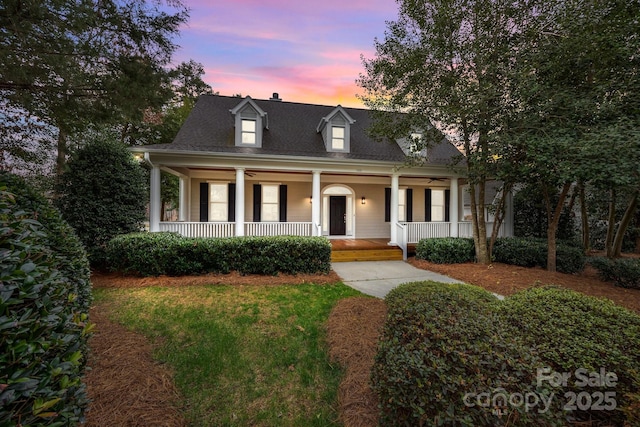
[326,297,387,427]
[84,302,186,427]
[85,261,640,426]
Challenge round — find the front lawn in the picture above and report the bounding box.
[92,282,361,426]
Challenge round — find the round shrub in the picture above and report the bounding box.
[55,135,147,268]
[415,237,475,264]
[493,237,585,274]
[1,172,92,425]
[498,286,640,425]
[373,282,562,426]
[589,257,640,289]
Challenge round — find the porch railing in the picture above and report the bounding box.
[405,222,451,242]
[457,222,506,238]
[158,221,235,238]
[395,222,408,260]
[244,222,313,236]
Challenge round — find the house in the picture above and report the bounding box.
[132,93,513,258]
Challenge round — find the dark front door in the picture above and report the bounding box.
[329,196,347,235]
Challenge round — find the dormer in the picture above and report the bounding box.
[229,96,268,147]
[316,105,356,153]
[397,131,427,158]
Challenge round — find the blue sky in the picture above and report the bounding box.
[172,0,399,107]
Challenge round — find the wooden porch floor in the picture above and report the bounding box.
[330,239,408,262]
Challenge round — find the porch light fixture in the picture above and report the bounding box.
[361,196,366,205]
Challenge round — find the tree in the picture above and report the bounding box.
[55,133,147,266]
[0,0,188,175]
[505,0,640,269]
[359,0,528,263]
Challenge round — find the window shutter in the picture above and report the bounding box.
[200,182,209,222]
[445,189,451,222]
[406,188,413,222]
[425,188,432,221]
[253,184,261,222]
[279,184,287,222]
[228,183,236,222]
[384,188,391,222]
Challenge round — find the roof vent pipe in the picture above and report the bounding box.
[269,92,281,101]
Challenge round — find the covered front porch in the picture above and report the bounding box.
[143,150,513,259]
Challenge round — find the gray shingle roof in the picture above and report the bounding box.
[145,95,462,165]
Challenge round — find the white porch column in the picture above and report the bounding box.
[178,176,190,222]
[450,177,459,237]
[235,168,245,236]
[149,165,161,232]
[311,171,321,236]
[389,173,399,244]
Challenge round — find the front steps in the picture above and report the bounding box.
[331,247,404,262]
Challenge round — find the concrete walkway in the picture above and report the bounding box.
[332,260,465,299]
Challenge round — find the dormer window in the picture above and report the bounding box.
[398,131,427,158]
[331,125,345,150]
[317,105,356,153]
[242,118,257,144]
[230,96,268,148]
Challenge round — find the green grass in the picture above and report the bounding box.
[95,282,362,426]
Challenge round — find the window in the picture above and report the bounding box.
[262,184,279,222]
[209,183,228,221]
[410,133,422,153]
[398,188,406,221]
[241,119,256,144]
[331,126,345,150]
[431,189,445,221]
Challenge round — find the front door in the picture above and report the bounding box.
[329,196,347,235]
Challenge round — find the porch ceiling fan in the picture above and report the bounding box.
[427,177,446,184]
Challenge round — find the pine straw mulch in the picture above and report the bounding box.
[326,297,387,427]
[85,261,640,427]
[84,301,186,427]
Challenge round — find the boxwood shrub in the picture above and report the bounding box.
[1,172,92,425]
[415,237,475,264]
[493,237,585,274]
[106,233,331,276]
[498,286,640,425]
[372,282,562,426]
[588,257,640,289]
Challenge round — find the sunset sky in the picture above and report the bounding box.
[172,1,399,108]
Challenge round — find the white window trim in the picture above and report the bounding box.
[208,181,229,222]
[260,182,280,222]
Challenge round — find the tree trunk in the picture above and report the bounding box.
[489,183,511,257]
[605,189,617,258]
[56,129,67,178]
[612,191,639,257]
[545,182,572,272]
[578,182,590,253]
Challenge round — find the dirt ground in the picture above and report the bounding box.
[84,260,640,426]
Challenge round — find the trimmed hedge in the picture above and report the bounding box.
[106,232,331,276]
[493,237,585,274]
[498,287,640,425]
[1,172,92,425]
[373,282,561,426]
[415,237,475,264]
[588,257,640,289]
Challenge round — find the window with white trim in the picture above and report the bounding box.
[262,184,279,222]
[331,126,345,150]
[398,188,406,221]
[431,189,445,221]
[209,183,228,221]
[241,119,256,144]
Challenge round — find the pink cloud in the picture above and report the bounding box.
[173,1,398,107]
